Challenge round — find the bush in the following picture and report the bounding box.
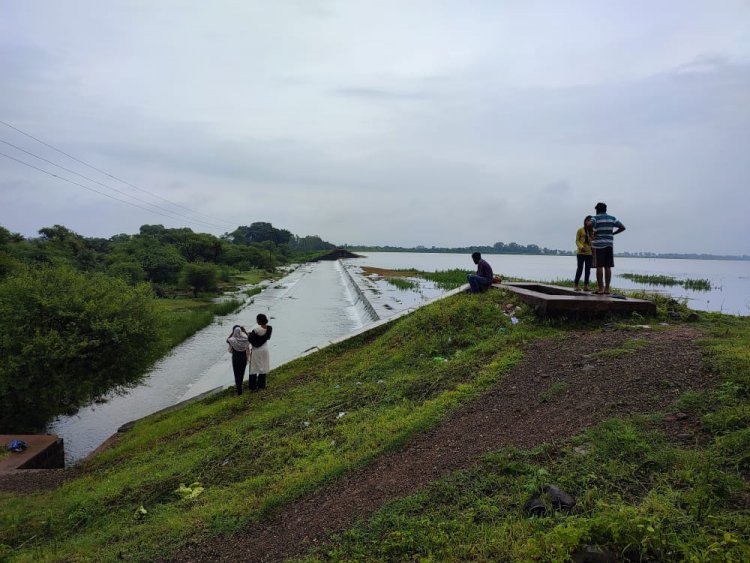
[180,262,219,296]
[107,260,146,285]
[0,266,166,432]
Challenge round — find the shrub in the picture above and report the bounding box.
[180,262,219,296]
[0,266,166,432]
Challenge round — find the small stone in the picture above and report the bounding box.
[675,412,688,420]
[677,433,693,440]
[523,497,546,517]
[542,484,576,510]
[663,415,677,423]
[540,373,550,378]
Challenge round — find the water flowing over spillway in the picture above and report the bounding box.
[50,261,373,464]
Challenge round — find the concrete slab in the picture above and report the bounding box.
[495,282,657,317]
[0,435,65,473]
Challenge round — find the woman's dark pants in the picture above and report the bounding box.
[232,350,248,395]
[574,254,592,286]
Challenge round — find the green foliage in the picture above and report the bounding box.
[229,222,293,246]
[212,299,243,316]
[417,269,471,290]
[0,266,166,432]
[180,262,219,295]
[620,273,712,291]
[107,260,146,285]
[539,381,569,403]
[386,277,418,290]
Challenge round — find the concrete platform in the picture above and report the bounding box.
[496,282,657,317]
[0,435,65,473]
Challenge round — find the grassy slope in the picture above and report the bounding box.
[303,315,750,562]
[2,286,747,562]
[0,289,549,562]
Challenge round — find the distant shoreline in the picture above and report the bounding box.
[342,247,750,261]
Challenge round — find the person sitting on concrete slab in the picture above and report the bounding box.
[467,252,494,293]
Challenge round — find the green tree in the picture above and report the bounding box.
[180,262,219,296]
[107,260,146,285]
[0,266,166,432]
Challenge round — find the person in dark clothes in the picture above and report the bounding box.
[467,252,494,293]
[226,325,250,395]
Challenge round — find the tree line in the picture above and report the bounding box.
[0,222,334,432]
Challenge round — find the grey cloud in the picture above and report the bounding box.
[333,87,431,100]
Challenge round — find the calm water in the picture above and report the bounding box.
[50,252,748,463]
[348,252,750,317]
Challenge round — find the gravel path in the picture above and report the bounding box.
[174,325,711,562]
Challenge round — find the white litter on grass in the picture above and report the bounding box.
[336,411,347,419]
[302,421,310,427]
[511,317,520,325]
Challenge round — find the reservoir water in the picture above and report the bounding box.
[349,252,750,317]
[51,252,748,464]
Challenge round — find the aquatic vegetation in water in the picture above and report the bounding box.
[386,278,418,291]
[620,273,711,291]
[361,266,468,291]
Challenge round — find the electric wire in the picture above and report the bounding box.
[0,120,240,229]
[0,138,228,230]
[0,150,228,228]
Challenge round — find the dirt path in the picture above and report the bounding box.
[175,325,711,562]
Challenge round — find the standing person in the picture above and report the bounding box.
[466,252,494,293]
[574,215,593,292]
[248,313,273,391]
[590,202,626,295]
[226,325,250,396]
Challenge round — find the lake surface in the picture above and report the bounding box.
[347,252,750,317]
[50,252,748,464]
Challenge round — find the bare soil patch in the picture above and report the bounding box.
[175,325,711,562]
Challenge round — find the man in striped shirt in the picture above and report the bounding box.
[590,202,626,294]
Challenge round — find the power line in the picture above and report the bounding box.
[0,119,240,229]
[0,138,228,230]
[0,150,231,229]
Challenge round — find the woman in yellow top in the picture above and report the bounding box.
[574,215,593,291]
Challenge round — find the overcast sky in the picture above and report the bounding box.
[1,1,749,254]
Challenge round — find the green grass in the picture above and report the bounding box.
[539,381,569,403]
[0,289,552,562]
[588,337,649,359]
[244,287,263,298]
[302,315,750,563]
[386,277,419,290]
[156,297,244,348]
[2,286,745,562]
[231,268,276,285]
[620,273,712,291]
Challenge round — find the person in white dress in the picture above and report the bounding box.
[247,313,272,391]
